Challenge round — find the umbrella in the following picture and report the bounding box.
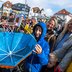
[0,32,37,68]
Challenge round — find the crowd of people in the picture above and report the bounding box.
[0,13,72,72]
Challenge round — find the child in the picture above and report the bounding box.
[24,22,50,72]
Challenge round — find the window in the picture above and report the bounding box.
[18,4,21,7]
[22,8,25,10]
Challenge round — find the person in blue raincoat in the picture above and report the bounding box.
[24,22,50,72]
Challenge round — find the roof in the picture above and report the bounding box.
[3,1,13,8]
[54,9,72,15]
[32,7,40,13]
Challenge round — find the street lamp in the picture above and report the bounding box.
[25,0,27,10]
[0,0,3,16]
[24,0,27,16]
[25,0,27,5]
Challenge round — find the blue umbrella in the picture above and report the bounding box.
[0,32,37,68]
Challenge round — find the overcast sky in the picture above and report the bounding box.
[0,0,72,16]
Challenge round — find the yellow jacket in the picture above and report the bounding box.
[24,24,32,34]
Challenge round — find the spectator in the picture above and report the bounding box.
[47,35,72,72]
[24,22,50,72]
[45,17,57,52]
[8,13,14,22]
[54,19,72,50]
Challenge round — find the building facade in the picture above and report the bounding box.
[54,9,72,24]
[12,3,30,17]
[2,1,13,16]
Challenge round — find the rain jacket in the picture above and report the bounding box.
[25,22,50,72]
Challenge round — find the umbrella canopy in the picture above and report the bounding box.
[0,32,37,68]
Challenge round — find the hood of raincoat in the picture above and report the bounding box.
[33,22,47,40]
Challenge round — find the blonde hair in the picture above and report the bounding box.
[49,17,58,28]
